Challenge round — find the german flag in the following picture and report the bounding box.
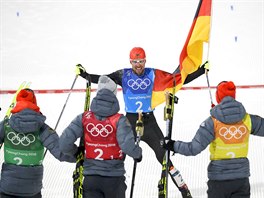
[151,0,212,109]
[180,0,212,76]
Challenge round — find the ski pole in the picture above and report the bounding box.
[130,112,144,198]
[44,75,78,157]
[54,75,78,130]
[203,61,215,108]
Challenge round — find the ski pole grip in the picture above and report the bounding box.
[135,112,144,137]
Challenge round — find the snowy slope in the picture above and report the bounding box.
[1,0,263,197]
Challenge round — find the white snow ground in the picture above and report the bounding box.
[0,89,263,198]
[0,0,264,197]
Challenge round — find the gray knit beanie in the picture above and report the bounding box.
[97,75,117,95]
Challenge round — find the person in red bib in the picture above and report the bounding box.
[59,75,142,198]
[0,89,76,197]
[162,81,264,198]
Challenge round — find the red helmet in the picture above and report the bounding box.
[129,47,146,60]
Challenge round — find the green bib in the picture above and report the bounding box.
[4,121,44,166]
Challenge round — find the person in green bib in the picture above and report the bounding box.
[0,88,76,198]
[162,81,264,198]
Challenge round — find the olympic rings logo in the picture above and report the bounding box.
[127,78,151,90]
[7,132,36,146]
[219,126,247,140]
[86,123,113,137]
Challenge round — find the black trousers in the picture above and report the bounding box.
[126,112,189,190]
[0,192,41,198]
[207,178,250,198]
[126,112,172,166]
[83,175,126,198]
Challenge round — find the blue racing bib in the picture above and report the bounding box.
[122,68,154,113]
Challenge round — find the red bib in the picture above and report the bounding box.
[82,111,123,160]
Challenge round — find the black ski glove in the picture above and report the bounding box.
[161,137,175,152]
[75,64,86,77]
[134,155,142,163]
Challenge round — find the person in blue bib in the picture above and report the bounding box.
[0,88,76,197]
[162,81,264,198]
[75,47,206,197]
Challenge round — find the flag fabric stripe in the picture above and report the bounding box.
[180,0,212,74]
[181,15,210,73]
[152,69,181,91]
[151,70,181,108]
[196,0,211,17]
[151,0,212,109]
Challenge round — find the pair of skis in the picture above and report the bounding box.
[158,76,191,198]
[158,91,178,198]
[73,73,91,198]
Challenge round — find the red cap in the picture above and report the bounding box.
[11,89,40,113]
[216,81,236,104]
[16,89,37,105]
[129,47,146,60]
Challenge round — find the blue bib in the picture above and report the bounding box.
[122,68,154,113]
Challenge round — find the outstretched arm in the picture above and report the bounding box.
[75,64,100,83]
[75,64,123,86]
[40,124,76,162]
[184,64,206,84]
[163,116,215,156]
[59,114,84,157]
[172,62,207,85]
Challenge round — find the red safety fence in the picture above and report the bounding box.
[0,85,264,95]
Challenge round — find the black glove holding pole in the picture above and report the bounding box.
[161,137,175,152]
[75,64,87,78]
[134,155,142,163]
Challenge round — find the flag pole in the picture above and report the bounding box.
[204,0,214,107]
